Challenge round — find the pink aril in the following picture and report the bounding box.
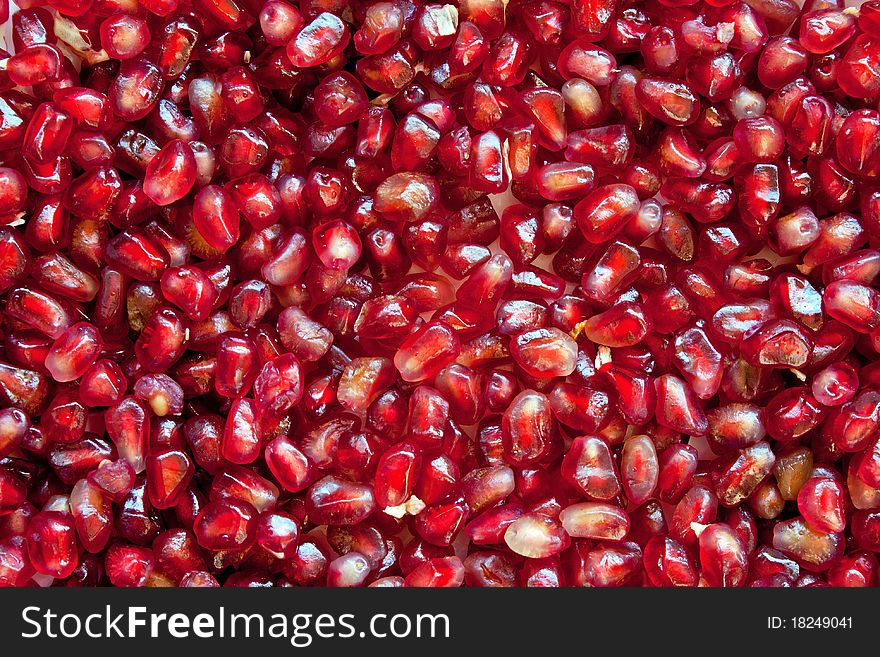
[105,396,148,473]
[394,321,461,383]
[193,498,257,550]
[44,322,103,383]
[699,523,748,587]
[374,442,421,509]
[287,12,350,68]
[644,535,698,587]
[221,397,261,464]
[574,183,640,244]
[772,516,844,572]
[561,435,620,500]
[583,302,651,348]
[26,510,78,578]
[504,513,570,559]
[823,280,880,333]
[620,434,658,505]
[306,475,376,526]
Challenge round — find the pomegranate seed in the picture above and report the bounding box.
[105,544,155,587]
[194,498,257,550]
[100,15,151,60]
[560,502,629,541]
[287,12,350,67]
[504,513,569,558]
[510,328,577,378]
[7,44,63,87]
[44,322,103,383]
[307,475,376,526]
[26,510,78,578]
[561,435,620,500]
[773,516,844,571]
[699,523,748,587]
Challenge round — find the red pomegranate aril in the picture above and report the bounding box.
[374,442,421,509]
[145,449,193,510]
[110,58,164,121]
[42,390,88,444]
[214,334,258,399]
[574,183,640,244]
[105,397,148,473]
[88,460,135,503]
[583,302,651,348]
[80,360,127,407]
[259,0,303,45]
[699,523,748,587]
[0,228,30,292]
[500,389,554,466]
[504,513,569,559]
[287,12,350,67]
[712,441,777,507]
[23,103,72,166]
[307,475,376,526]
[773,516,844,571]
[509,328,578,378]
[44,322,103,383]
[655,443,698,505]
[265,436,314,494]
[798,474,846,534]
[210,465,278,514]
[0,408,29,460]
[764,388,824,442]
[100,14,150,60]
[0,467,27,516]
[338,357,395,414]
[644,535,697,587]
[404,555,464,587]
[620,434,659,505]
[561,435,620,500]
[221,398,261,465]
[134,307,188,372]
[255,510,300,560]
[142,140,196,207]
[194,498,257,551]
[312,220,362,271]
[560,502,629,541]
[812,363,858,407]
[827,551,877,587]
[740,319,813,368]
[824,280,880,333]
[160,266,217,322]
[394,321,461,383]
[104,543,155,587]
[105,230,168,282]
[571,540,643,587]
[831,390,880,453]
[654,373,708,436]
[7,44,63,87]
[26,510,78,578]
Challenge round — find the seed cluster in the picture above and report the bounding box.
[0,0,879,587]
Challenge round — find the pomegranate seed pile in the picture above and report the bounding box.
[3,0,880,589]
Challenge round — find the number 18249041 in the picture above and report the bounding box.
[768,617,853,630]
